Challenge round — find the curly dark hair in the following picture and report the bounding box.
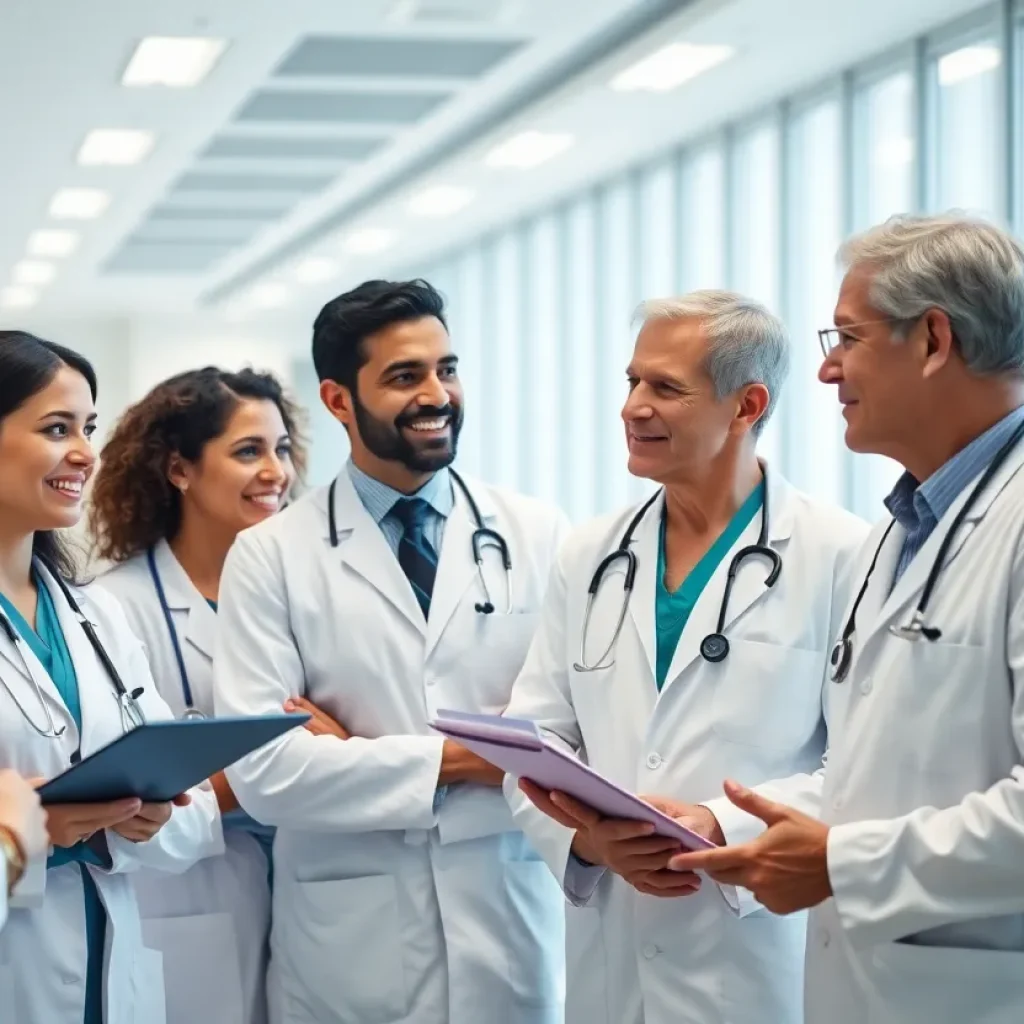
[89,366,307,563]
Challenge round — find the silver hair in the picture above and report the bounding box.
[838,212,1024,376]
[633,289,790,436]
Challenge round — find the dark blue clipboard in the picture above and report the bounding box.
[38,713,310,805]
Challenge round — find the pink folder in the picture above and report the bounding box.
[430,709,717,851]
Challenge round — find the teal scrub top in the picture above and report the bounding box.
[0,575,106,1024]
[655,481,765,690]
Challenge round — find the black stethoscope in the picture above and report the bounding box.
[328,468,513,615]
[573,469,782,672]
[0,557,147,738]
[146,548,206,719]
[829,418,1024,684]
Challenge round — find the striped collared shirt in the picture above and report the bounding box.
[884,405,1024,586]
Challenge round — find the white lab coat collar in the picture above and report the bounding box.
[855,440,1024,660]
[320,466,499,640]
[149,539,218,660]
[627,461,797,692]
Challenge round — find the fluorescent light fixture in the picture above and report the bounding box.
[12,261,56,286]
[249,282,291,309]
[293,257,339,285]
[48,188,110,220]
[27,230,80,258]
[78,129,155,166]
[408,186,475,218]
[122,36,226,88]
[938,45,1001,86]
[344,228,395,254]
[485,131,574,170]
[611,42,735,93]
[0,286,38,309]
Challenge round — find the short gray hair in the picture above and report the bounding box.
[633,289,790,436]
[839,213,1024,376]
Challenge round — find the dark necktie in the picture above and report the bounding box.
[392,498,438,617]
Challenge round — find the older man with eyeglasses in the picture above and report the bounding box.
[670,213,1024,1024]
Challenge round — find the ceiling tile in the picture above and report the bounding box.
[203,135,385,160]
[234,90,448,124]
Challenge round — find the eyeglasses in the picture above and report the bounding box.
[817,318,907,357]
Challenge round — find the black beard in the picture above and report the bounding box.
[352,393,463,473]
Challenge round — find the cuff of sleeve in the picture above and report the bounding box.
[9,852,45,908]
[564,851,605,907]
[699,798,768,918]
[826,819,891,950]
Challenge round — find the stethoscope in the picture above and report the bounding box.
[829,418,1024,684]
[146,548,206,720]
[574,469,782,672]
[0,557,147,739]
[328,468,513,615]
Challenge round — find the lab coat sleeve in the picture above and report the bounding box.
[103,633,224,875]
[502,544,604,906]
[827,531,1024,949]
[213,528,445,833]
[701,513,869,916]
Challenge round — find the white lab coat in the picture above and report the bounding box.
[0,566,222,1024]
[798,442,1024,1024]
[100,540,271,1024]
[503,467,869,1024]
[213,468,570,1024]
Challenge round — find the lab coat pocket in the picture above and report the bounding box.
[290,874,408,1024]
[711,640,822,751]
[469,613,541,707]
[869,940,1024,1024]
[502,859,565,1008]
[132,945,167,1024]
[142,911,243,1024]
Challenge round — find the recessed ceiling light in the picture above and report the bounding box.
[249,282,291,309]
[408,186,475,218]
[0,286,39,309]
[122,36,227,88]
[78,129,155,166]
[485,131,574,170]
[293,257,339,285]
[48,188,110,220]
[344,229,395,254]
[27,230,80,258]
[611,42,735,93]
[938,45,1001,86]
[12,261,56,286]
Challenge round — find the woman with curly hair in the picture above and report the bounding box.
[88,365,336,1024]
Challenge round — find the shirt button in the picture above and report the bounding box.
[642,944,660,960]
[646,753,663,770]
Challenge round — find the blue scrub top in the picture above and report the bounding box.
[654,482,765,690]
[0,574,106,1024]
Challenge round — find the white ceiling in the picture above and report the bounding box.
[0,0,993,324]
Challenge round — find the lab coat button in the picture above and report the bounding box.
[832,796,843,810]
[860,678,872,695]
[60,972,78,985]
[646,753,662,770]
[819,928,831,948]
[426,676,436,687]
[642,944,660,959]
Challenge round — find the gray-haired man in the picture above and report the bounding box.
[502,290,869,1024]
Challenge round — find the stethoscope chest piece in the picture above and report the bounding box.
[829,637,852,684]
[699,633,730,663]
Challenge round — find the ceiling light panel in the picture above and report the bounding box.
[78,129,155,166]
[485,131,574,169]
[48,188,110,220]
[27,230,79,257]
[408,185,475,217]
[611,42,735,93]
[0,286,38,309]
[12,261,56,286]
[122,37,226,88]
[344,228,396,253]
[293,257,339,284]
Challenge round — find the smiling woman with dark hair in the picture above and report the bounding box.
[87,364,340,1024]
[0,330,222,1024]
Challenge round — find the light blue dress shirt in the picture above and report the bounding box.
[884,405,1024,587]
